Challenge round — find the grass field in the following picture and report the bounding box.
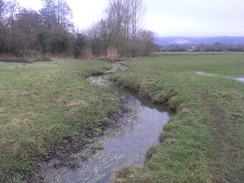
[0,60,119,182]
[112,53,244,182]
[1,53,243,183]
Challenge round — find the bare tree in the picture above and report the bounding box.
[5,0,20,29]
[40,0,73,30]
[56,0,73,30]
[40,0,57,29]
[130,0,146,38]
[0,0,6,23]
[86,0,154,58]
[0,0,154,58]
[105,0,127,51]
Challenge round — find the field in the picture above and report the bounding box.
[0,60,119,182]
[0,53,243,182]
[112,53,244,182]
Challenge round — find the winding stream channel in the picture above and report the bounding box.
[39,63,169,183]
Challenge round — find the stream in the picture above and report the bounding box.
[39,63,169,183]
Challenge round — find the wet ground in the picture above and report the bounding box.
[194,71,244,82]
[39,64,169,183]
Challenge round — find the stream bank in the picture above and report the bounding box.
[35,63,169,183]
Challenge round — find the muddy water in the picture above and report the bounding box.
[40,64,169,183]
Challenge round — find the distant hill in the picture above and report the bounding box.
[155,36,244,46]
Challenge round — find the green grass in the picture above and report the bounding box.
[1,53,243,182]
[112,52,244,182]
[0,60,119,182]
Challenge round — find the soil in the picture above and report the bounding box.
[0,58,32,63]
[28,97,129,183]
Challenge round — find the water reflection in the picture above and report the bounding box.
[41,64,169,183]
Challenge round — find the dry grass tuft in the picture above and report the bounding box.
[152,92,168,103]
[74,86,87,91]
[4,118,33,129]
[66,101,89,109]
[0,114,7,118]
[55,99,65,105]
[35,104,49,109]
[113,164,132,179]
[0,107,6,112]
[138,82,151,96]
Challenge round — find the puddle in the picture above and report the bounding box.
[235,77,244,82]
[39,64,169,183]
[194,71,244,83]
[194,71,216,77]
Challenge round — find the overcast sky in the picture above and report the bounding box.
[17,0,244,37]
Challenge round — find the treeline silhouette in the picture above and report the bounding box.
[0,0,154,60]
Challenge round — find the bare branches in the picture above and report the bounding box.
[0,0,154,58]
[87,0,154,58]
[40,0,73,30]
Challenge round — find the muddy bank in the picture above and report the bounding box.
[110,77,177,113]
[34,63,169,183]
[0,58,32,63]
[29,106,128,182]
[0,56,53,63]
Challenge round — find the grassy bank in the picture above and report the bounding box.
[0,60,119,182]
[112,53,244,182]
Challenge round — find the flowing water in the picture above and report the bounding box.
[39,64,169,183]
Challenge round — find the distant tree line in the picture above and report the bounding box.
[156,42,244,52]
[155,44,193,52]
[0,0,155,59]
[0,0,75,57]
[194,43,244,52]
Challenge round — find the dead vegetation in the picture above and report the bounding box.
[81,47,122,62]
[66,101,89,109]
[33,55,53,62]
[0,55,53,63]
[0,58,32,63]
[3,118,33,130]
[105,47,121,62]
[81,47,96,60]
